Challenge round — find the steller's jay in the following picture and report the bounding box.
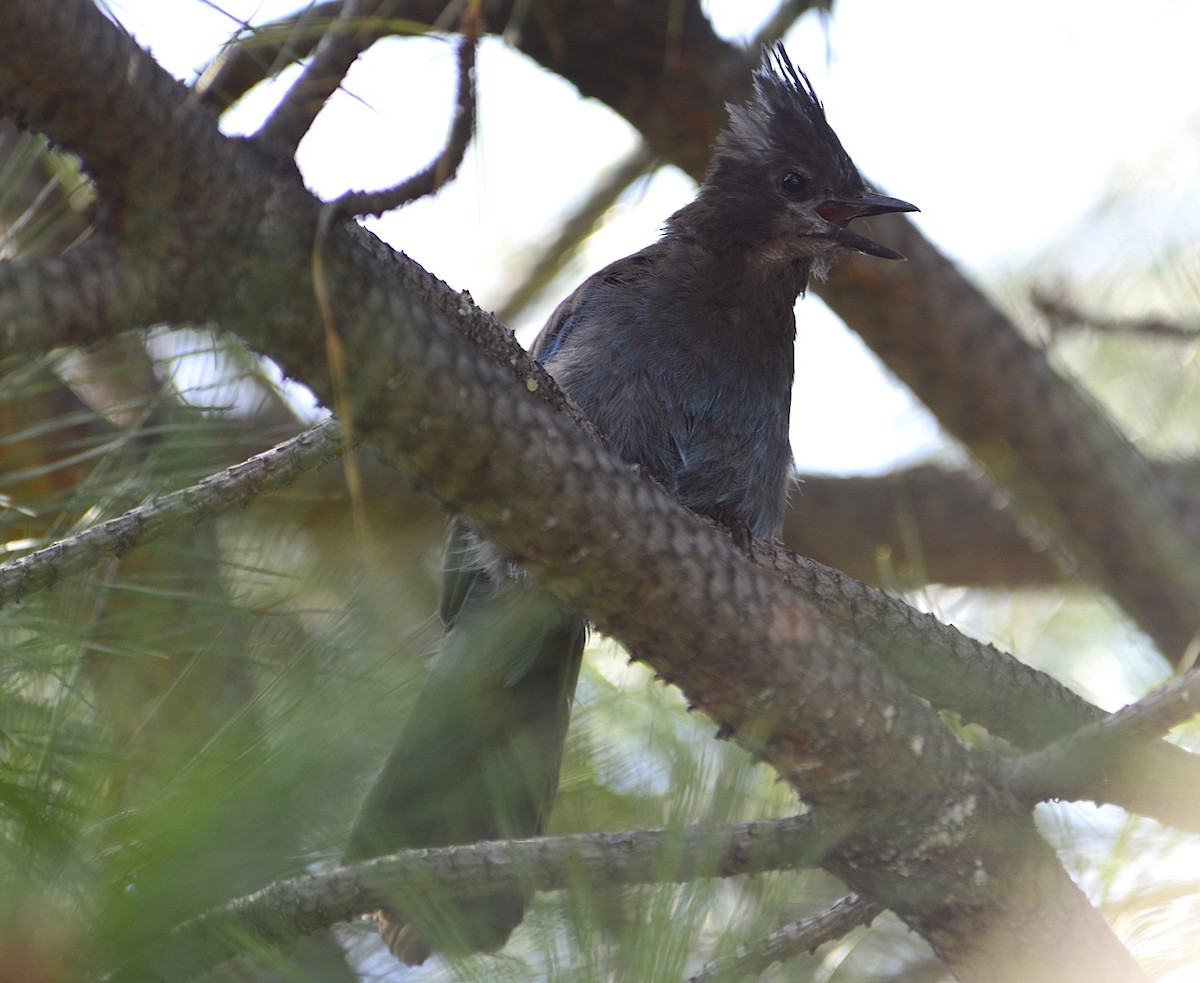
[344,43,916,964]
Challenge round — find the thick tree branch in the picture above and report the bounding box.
[758,542,1200,835]
[0,242,172,352]
[785,466,1065,588]
[326,25,478,219]
[784,461,1200,589]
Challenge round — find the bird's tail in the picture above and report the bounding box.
[344,551,586,964]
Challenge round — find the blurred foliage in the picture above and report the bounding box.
[0,338,940,980]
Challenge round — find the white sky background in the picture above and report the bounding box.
[109,0,1200,475]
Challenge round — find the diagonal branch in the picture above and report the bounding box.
[759,541,1200,835]
[121,815,824,981]
[686,893,882,983]
[0,418,345,608]
[1006,668,1200,806]
[256,0,375,155]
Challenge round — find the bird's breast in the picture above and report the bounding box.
[561,331,794,541]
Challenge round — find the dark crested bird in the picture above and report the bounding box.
[345,42,916,964]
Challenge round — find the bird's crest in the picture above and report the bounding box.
[718,42,860,188]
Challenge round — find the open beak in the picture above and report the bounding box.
[816,191,918,260]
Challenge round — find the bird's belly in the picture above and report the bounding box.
[673,428,791,540]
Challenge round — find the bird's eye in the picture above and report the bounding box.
[780,170,809,197]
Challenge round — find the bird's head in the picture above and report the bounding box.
[682,43,916,275]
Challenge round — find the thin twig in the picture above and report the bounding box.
[197,2,343,111]
[0,417,346,608]
[256,0,374,155]
[685,893,881,983]
[1033,284,1200,341]
[196,1,462,113]
[754,0,831,44]
[328,18,479,219]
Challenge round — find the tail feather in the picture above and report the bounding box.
[345,536,586,962]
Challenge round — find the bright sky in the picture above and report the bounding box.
[109,0,1200,474]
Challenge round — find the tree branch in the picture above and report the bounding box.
[1033,283,1200,341]
[122,816,825,981]
[757,541,1200,835]
[256,0,376,155]
[0,242,172,352]
[784,466,1066,588]
[0,417,345,608]
[1006,669,1200,806]
[685,893,882,983]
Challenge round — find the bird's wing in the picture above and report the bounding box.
[531,247,664,364]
